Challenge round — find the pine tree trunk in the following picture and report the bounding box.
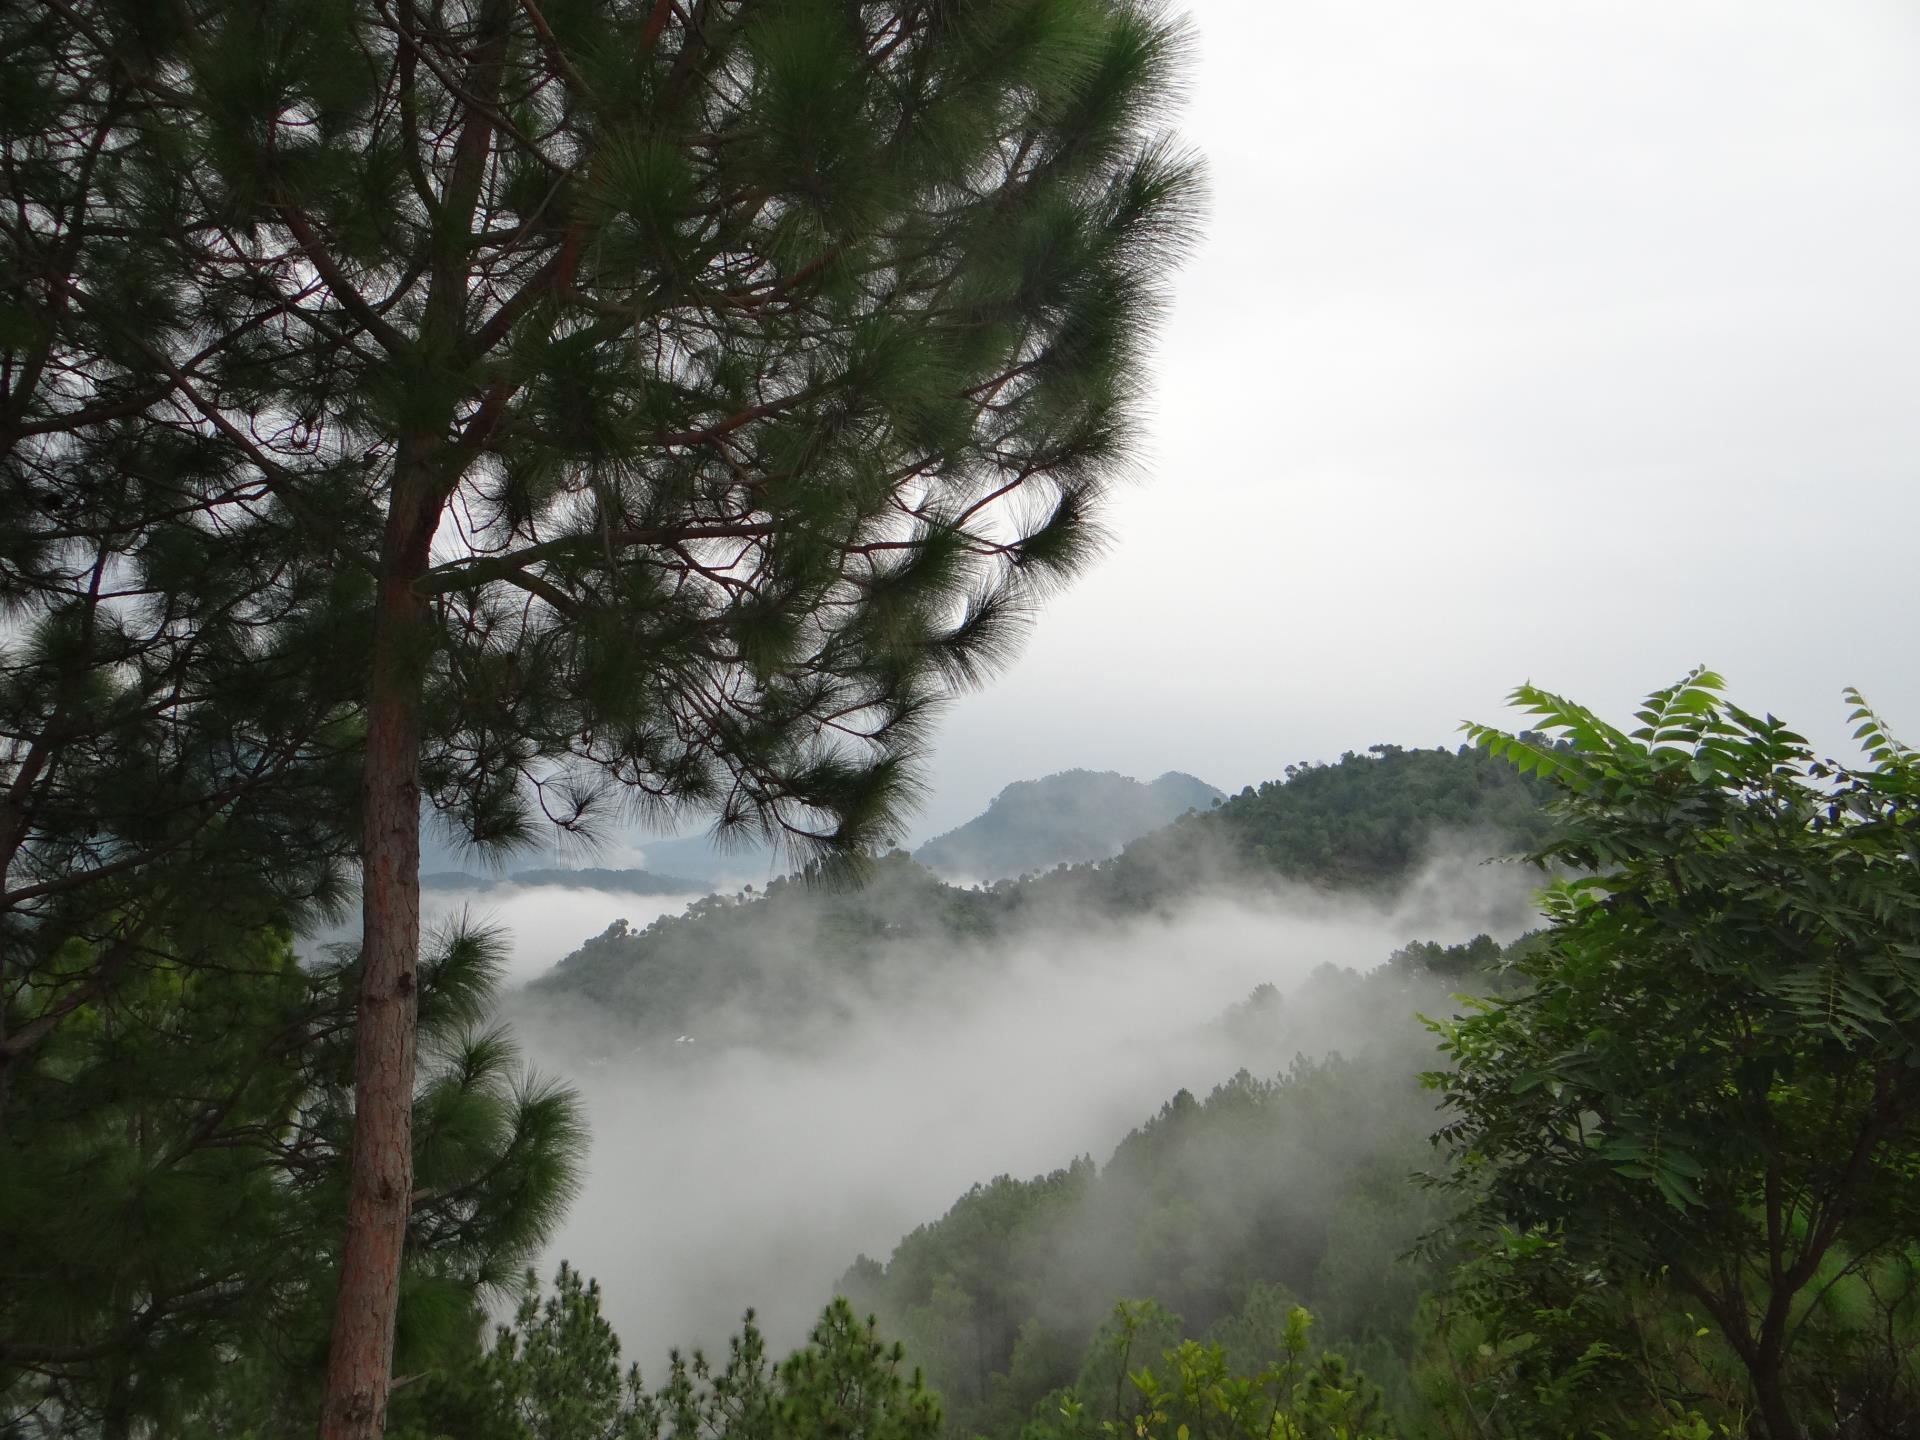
[318,471,440,1440]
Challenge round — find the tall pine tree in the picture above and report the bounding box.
[0,923,585,1438]
[4,3,1200,1434]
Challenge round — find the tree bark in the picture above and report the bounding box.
[1752,1365,1800,1440]
[1751,1293,1802,1440]
[318,469,441,1440]
[315,13,502,1425]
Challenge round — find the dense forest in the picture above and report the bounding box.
[527,742,1549,1040]
[834,935,1505,1438]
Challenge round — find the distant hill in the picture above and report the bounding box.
[621,834,780,890]
[423,771,1223,894]
[913,770,1223,881]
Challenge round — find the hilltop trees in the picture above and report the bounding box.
[1021,1300,1393,1440]
[1430,673,1920,1438]
[5,1,1198,1432]
[391,1265,941,1440]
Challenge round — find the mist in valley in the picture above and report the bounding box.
[421,885,703,988]
[495,846,1540,1376]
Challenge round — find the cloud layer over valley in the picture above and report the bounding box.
[502,850,1536,1373]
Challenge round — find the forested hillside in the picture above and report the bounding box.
[808,678,1920,1440]
[1193,744,1552,886]
[505,682,1920,1440]
[14,669,1920,1440]
[529,744,1549,1037]
[837,936,1510,1438]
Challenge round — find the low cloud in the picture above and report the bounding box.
[502,849,1537,1375]
[425,886,705,987]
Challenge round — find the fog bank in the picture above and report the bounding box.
[503,854,1536,1374]
[421,886,703,987]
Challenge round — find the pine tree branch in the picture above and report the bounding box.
[652,389,822,449]
[0,917,158,1062]
[0,78,125,433]
[641,0,676,52]
[466,227,583,358]
[106,330,379,577]
[272,200,413,357]
[414,523,778,597]
[374,0,572,178]
[5,382,175,441]
[491,566,582,617]
[420,0,513,360]
[515,0,597,98]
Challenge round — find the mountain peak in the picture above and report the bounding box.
[915,769,1223,882]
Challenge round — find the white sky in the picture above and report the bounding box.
[907,0,1920,837]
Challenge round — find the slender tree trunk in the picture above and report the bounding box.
[1751,1299,1801,1440]
[319,469,441,1440]
[320,10,503,1428]
[1752,1366,1800,1440]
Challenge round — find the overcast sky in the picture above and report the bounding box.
[900,0,1920,838]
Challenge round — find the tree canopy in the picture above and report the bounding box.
[390,1265,943,1440]
[1429,671,1920,1439]
[4,2,1200,1430]
[0,924,583,1438]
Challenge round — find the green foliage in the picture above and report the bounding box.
[0,925,584,1437]
[1430,671,1920,1437]
[1408,1230,1749,1440]
[3,0,1205,880]
[389,1261,642,1440]
[393,1266,940,1440]
[1023,1299,1393,1440]
[835,940,1510,1439]
[8,3,1201,1427]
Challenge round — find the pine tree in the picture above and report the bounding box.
[0,0,363,1181]
[0,922,585,1438]
[392,1271,942,1440]
[4,4,1200,1434]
